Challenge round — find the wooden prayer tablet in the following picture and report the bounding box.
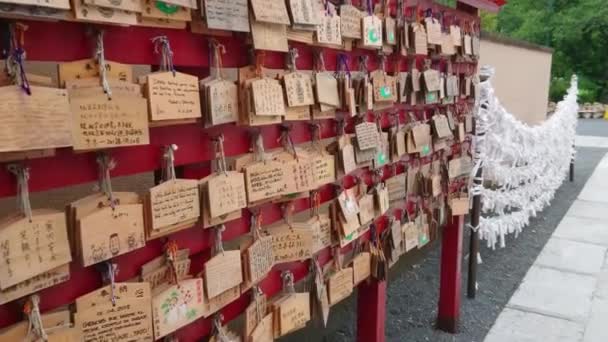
[204,250,243,299]
[288,0,318,27]
[244,160,298,203]
[315,72,340,107]
[0,264,70,305]
[206,171,247,219]
[83,0,143,12]
[354,122,380,151]
[152,278,205,339]
[0,0,70,9]
[141,0,191,21]
[244,294,268,337]
[340,4,362,39]
[262,225,313,264]
[411,23,428,55]
[0,85,72,153]
[251,78,286,116]
[283,72,314,107]
[70,95,150,150]
[403,222,418,252]
[316,12,342,46]
[0,210,71,290]
[203,284,240,317]
[72,0,138,26]
[145,179,200,240]
[250,313,273,342]
[204,0,249,32]
[146,71,201,121]
[78,203,146,266]
[250,0,290,25]
[352,252,371,285]
[362,15,383,49]
[0,308,77,341]
[75,282,153,341]
[245,235,274,284]
[327,267,353,305]
[274,292,310,337]
[204,79,239,126]
[250,19,289,52]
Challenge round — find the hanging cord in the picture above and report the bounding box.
[358,55,369,78]
[310,190,321,218]
[96,152,117,210]
[6,23,30,95]
[255,51,265,78]
[164,240,179,285]
[7,164,32,222]
[309,122,322,152]
[332,247,342,271]
[253,286,265,321]
[335,53,351,80]
[152,36,176,76]
[313,49,326,73]
[365,0,373,15]
[162,144,178,182]
[213,225,226,256]
[209,39,226,79]
[23,294,47,342]
[95,31,111,99]
[249,209,262,241]
[103,261,118,306]
[278,124,298,161]
[251,131,267,163]
[212,314,230,342]
[212,134,228,175]
[282,202,295,227]
[286,47,299,73]
[281,271,295,294]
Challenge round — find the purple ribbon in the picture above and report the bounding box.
[335,53,351,80]
[367,0,373,15]
[14,48,30,95]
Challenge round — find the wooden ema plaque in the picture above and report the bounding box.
[273,292,310,337]
[293,214,331,254]
[251,78,286,116]
[204,250,243,299]
[262,225,313,264]
[327,267,353,305]
[283,72,314,107]
[245,235,274,285]
[204,79,239,126]
[1,308,77,341]
[0,264,70,305]
[250,313,273,342]
[70,95,150,150]
[0,210,71,290]
[199,174,242,229]
[0,0,69,9]
[206,171,247,219]
[84,0,143,12]
[352,252,371,285]
[75,282,153,342]
[146,179,200,240]
[141,249,190,290]
[316,12,342,46]
[340,4,362,39]
[244,160,297,203]
[289,0,318,27]
[203,284,240,317]
[204,0,250,32]
[78,204,146,266]
[250,18,289,53]
[0,85,72,153]
[146,71,201,121]
[58,59,133,87]
[250,0,290,25]
[141,0,191,21]
[72,0,138,25]
[152,278,206,339]
[244,294,267,337]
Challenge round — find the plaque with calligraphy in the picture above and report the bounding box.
[203,284,240,317]
[412,23,428,55]
[355,122,380,150]
[146,179,200,240]
[153,278,206,339]
[204,0,249,32]
[1,0,69,9]
[357,194,375,225]
[206,171,247,219]
[250,0,290,24]
[78,204,146,266]
[244,160,297,203]
[311,152,336,187]
[0,85,72,153]
[385,16,397,45]
[451,25,462,46]
[0,264,70,305]
[0,210,71,290]
[206,79,238,126]
[58,59,132,87]
[199,175,243,229]
[204,250,243,299]
[141,251,190,290]
[372,75,397,103]
[75,282,153,342]
[306,214,332,254]
[251,78,286,116]
[340,143,357,175]
[72,0,138,25]
[284,105,311,121]
[327,267,353,305]
[146,71,201,121]
[250,313,273,342]
[70,95,150,150]
[283,72,314,107]
[250,19,289,52]
[340,4,362,39]
[262,225,313,264]
[423,69,441,92]
[386,173,406,203]
[83,0,142,12]
[316,12,342,46]
[289,0,318,26]
[275,292,310,337]
[425,17,442,45]
[245,236,274,284]
[244,294,268,337]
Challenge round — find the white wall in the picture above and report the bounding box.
[479,34,553,124]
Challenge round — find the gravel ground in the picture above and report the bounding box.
[284,145,608,342]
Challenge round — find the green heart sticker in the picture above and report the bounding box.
[422,145,431,155]
[377,152,387,166]
[155,1,179,14]
[389,32,395,42]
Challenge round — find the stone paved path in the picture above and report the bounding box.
[485,143,608,342]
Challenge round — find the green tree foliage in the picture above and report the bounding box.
[482,0,607,103]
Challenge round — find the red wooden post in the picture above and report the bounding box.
[357,280,387,342]
[437,215,464,333]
